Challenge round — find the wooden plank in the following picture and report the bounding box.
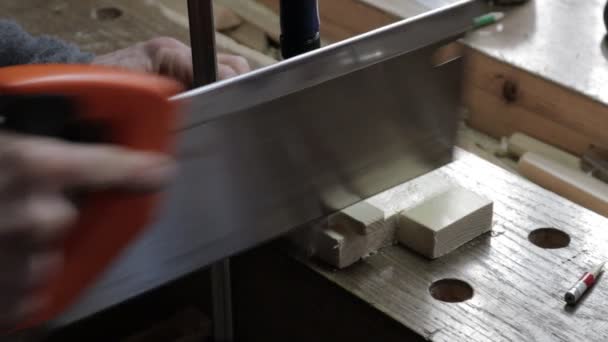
[518,152,608,218]
[507,132,581,169]
[297,148,608,341]
[463,46,608,155]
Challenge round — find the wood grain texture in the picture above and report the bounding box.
[298,148,608,342]
[463,46,608,155]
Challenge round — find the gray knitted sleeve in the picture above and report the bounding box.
[0,19,95,67]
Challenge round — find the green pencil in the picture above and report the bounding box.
[473,12,505,29]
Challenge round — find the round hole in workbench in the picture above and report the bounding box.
[429,279,474,303]
[528,228,570,249]
[94,7,123,21]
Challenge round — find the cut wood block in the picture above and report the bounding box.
[328,201,385,235]
[288,201,393,269]
[518,152,608,217]
[316,224,368,269]
[396,187,493,259]
[316,221,395,269]
[507,132,581,169]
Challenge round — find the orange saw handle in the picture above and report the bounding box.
[0,64,184,330]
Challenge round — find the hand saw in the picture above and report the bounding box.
[0,0,485,331]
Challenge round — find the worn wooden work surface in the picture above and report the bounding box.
[300,148,608,342]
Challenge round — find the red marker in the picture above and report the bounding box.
[565,262,605,305]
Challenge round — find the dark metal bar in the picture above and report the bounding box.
[280,0,321,59]
[187,0,218,86]
[211,260,233,342]
[186,2,232,341]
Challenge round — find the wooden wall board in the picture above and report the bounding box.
[463,46,608,155]
[298,148,608,342]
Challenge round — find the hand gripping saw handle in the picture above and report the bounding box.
[0,64,183,330]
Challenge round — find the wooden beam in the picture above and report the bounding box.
[463,47,608,155]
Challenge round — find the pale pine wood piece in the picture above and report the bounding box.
[289,201,394,269]
[329,201,386,235]
[518,152,608,218]
[396,187,493,259]
[316,224,368,269]
[298,148,608,342]
[507,132,581,169]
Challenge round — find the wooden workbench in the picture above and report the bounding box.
[302,148,608,341]
[230,148,608,342]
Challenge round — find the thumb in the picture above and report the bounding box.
[2,136,176,191]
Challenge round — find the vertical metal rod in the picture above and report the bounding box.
[186,1,233,341]
[211,259,233,342]
[188,0,218,86]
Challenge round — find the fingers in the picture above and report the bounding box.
[148,39,251,84]
[0,251,60,327]
[0,251,62,290]
[146,37,194,87]
[96,36,251,85]
[218,54,250,74]
[218,54,250,80]
[0,135,175,191]
[0,193,76,246]
[218,64,239,80]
